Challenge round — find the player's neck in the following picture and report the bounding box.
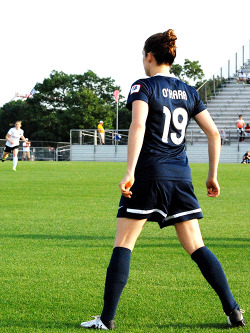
[149,64,171,77]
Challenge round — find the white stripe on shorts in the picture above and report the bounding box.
[126,207,202,221]
[164,208,202,222]
[126,208,167,217]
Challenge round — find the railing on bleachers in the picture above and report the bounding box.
[70,128,249,151]
[70,129,129,146]
[197,40,250,104]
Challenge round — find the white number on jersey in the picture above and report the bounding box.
[162,107,188,145]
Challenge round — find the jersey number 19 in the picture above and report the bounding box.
[162,107,188,145]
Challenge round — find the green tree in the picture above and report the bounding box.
[183,59,204,82]
[0,100,33,139]
[0,70,126,142]
[171,59,204,84]
[171,64,183,80]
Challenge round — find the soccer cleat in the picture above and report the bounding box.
[2,158,6,162]
[80,316,115,330]
[13,168,16,172]
[227,309,246,327]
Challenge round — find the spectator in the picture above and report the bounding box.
[219,129,227,145]
[245,123,250,137]
[241,151,250,164]
[236,115,245,142]
[22,138,31,161]
[237,70,246,84]
[97,120,105,145]
[246,73,250,84]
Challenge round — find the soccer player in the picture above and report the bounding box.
[2,121,30,171]
[81,30,245,330]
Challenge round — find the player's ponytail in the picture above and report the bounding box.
[144,29,177,65]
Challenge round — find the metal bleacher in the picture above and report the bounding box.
[185,54,250,163]
[187,59,250,142]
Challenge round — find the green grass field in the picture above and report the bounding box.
[0,161,249,332]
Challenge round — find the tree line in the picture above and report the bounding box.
[0,60,209,143]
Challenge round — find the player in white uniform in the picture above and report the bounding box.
[2,121,30,171]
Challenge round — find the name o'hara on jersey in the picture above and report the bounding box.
[162,88,187,100]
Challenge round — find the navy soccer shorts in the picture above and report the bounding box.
[117,180,203,228]
[4,145,19,153]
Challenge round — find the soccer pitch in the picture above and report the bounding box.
[0,161,249,332]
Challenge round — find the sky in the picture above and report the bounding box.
[0,0,250,107]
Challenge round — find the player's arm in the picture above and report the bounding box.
[6,133,14,145]
[119,100,148,198]
[21,136,30,143]
[194,109,221,197]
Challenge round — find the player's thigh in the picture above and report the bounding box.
[174,219,204,255]
[13,148,19,157]
[114,217,147,251]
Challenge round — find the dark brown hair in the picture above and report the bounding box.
[143,29,177,65]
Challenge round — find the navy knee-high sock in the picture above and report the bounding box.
[191,246,239,315]
[101,247,131,323]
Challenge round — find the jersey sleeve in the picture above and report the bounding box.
[126,79,151,111]
[191,88,206,117]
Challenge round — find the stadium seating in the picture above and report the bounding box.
[186,59,250,143]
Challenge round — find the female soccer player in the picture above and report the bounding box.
[2,120,30,171]
[81,30,245,330]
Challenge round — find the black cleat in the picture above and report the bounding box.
[227,309,246,327]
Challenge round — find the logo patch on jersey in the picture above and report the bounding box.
[130,84,141,94]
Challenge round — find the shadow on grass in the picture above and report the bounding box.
[152,322,230,330]
[0,234,113,241]
[137,236,249,249]
[0,234,249,249]
[0,233,115,248]
[0,320,232,331]
[0,320,80,331]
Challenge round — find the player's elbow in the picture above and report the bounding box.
[207,128,220,141]
[129,121,146,132]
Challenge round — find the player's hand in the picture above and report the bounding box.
[206,177,220,197]
[119,173,134,198]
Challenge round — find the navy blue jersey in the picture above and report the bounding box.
[126,74,206,181]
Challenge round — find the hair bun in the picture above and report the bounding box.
[163,29,177,42]
[143,29,177,65]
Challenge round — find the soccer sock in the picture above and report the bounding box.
[191,246,239,315]
[13,157,18,169]
[101,247,131,324]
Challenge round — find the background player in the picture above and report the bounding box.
[2,121,30,171]
[81,30,245,330]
